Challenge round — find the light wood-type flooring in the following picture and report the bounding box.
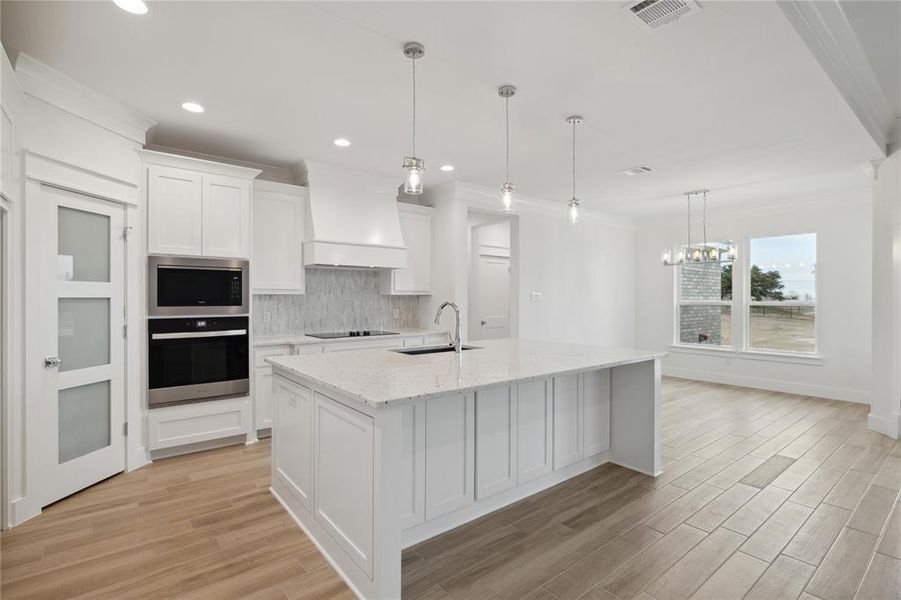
[3,377,901,599]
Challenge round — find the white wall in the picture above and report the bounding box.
[635,185,873,403]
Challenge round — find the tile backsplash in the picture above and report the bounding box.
[253,268,421,337]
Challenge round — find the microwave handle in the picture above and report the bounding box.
[151,329,247,340]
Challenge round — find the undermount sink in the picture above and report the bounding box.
[393,345,480,356]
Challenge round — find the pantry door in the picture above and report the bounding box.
[36,185,126,506]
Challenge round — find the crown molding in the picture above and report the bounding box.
[145,144,295,184]
[138,149,261,180]
[778,0,892,158]
[12,52,155,145]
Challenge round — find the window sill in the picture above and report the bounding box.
[737,350,824,366]
[669,344,737,357]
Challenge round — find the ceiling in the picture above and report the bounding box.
[0,1,884,217]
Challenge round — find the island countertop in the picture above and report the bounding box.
[265,338,664,407]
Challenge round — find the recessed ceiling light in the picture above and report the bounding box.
[440,164,455,172]
[114,0,148,14]
[181,101,205,113]
[619,166,653,176]
[333,138,351,147]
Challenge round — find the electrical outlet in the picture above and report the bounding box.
[263,312,272,324]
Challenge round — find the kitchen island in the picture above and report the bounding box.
[266,338,663,599]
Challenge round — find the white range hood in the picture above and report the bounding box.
[302,160,407,269]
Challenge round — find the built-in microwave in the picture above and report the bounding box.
[148,256,249,316]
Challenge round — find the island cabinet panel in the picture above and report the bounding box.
[425,393,475,519]
[516,379,553,484]
[583,370,611,458]
[273,378,312,510]
[553,374,583,470]
[400,400,426,529]
[313,394,374,578]
[475,386,517,500]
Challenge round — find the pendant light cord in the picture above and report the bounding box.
[686,193,692,250]
[571,119,576,199]
[505,97,510,182]
[702,190,707,251]
[411,58,417,156]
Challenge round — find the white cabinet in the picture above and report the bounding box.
[314,394,374,577]
[381,204,433,295]
[553,374,582,470]
[202,174,250,258]
[475,386,517,500]
[252,181,306,294]
[425,392,475,519]
[400,400,426,529]
[148,397,251,451]
[253,345,294,431]
[143,151,259,259]
[274,378,313,511]
[147,165,203,256]
[517,379,553,484]
[583,370,611,458]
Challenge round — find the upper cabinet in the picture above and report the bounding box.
[252,180,306,294]
[143,151,259,259]
[381,203,433,295]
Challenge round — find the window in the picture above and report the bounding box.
[676,259,732,347]
[746,233,816,353]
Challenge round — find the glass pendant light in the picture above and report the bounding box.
[566,115,582,224]
[498,85,517,212]
[402,42,425,195]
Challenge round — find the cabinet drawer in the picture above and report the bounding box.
[149,397,250,451]
[254,345,293,367]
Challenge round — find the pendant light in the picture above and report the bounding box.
[402,42,425,195]
[661,189,737,266]
[566,115,582,224]
[498,85,517,212]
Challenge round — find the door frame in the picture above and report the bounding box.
[466,211,516,342]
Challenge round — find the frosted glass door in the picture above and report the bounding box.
[38,187,126,506]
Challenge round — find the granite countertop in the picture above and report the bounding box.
[266,338,665,407]
[253,328,448,348]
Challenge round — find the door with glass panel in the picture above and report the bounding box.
[39,187,125,506]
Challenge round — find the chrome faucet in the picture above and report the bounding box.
[434,301,462,353]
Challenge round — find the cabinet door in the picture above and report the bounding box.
[392,209,432,294]
[273,378,312,510]
[517,379,553,484]
[148,165,202,256]
[252,185,305,293]
[254,366,273,430]
[553,374,582,470]
[475,386,517,499]
[201,174,251,258]
[425,393,474,519]
[583,370,610,458]
[400,400,426,529]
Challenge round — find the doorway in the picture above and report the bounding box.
[29,185,127,507]
[468,212,514,341]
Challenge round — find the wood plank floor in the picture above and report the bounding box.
[3,377,901,599]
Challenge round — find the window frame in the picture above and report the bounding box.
[742,234,819,357]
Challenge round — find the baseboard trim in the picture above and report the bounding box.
[867,412,900,439]
[663,366,870,404]
[149,434,246,460]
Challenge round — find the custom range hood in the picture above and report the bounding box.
[302,160,408,269]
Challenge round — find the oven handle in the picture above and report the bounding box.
[151,329,248,340]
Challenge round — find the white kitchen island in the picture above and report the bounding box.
[266,338,664,599]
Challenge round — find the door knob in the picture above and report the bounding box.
[43,356,62,369]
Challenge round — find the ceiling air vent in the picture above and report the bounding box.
[625,0,701,30]
[620,166,653,176]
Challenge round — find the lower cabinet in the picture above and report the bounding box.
[553,374,583,469]
[254,345,294,431]
[148,396,251,451]
[424,393,475,520]
[313,393,374,578]
[273,378,312,510]
[516,379,553,484]
[475,386,517,499]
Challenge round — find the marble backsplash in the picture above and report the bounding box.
[253,268,421,337]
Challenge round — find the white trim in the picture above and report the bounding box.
[25,152,140,207]
[669,344,736,357]
[748,300,816,308]
[663,366,869,404]
[737,349,824,366]
[13,53,155,145]
[138,149,262,180]
[146,144,295,185]
[777,1,891,157]
[867,411,900,440]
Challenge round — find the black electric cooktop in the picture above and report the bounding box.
[306,330,399,339]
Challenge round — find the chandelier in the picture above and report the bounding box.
[662,189,736,266]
